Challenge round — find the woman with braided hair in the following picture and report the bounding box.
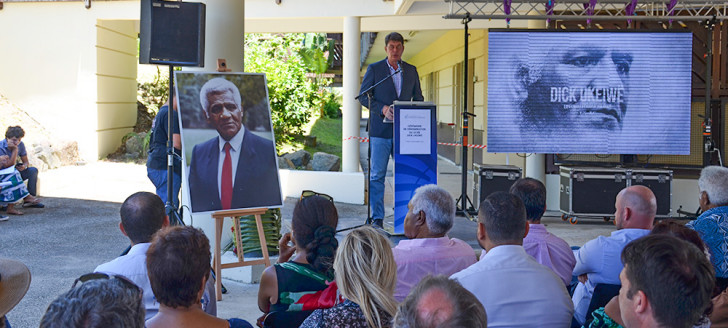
[257,194,339,326]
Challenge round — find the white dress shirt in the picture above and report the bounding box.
[451,245,574,328]
[95,243,159,320]
[217,127,245,199]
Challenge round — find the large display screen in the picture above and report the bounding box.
[486,30,692,154]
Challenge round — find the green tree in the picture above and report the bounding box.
[245,33,330,146]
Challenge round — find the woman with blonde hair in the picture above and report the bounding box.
[300,226,398,328]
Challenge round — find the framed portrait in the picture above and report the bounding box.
[175,72,283,213]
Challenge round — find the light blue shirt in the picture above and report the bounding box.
[451,245,574,328]
[95,242,214,320]
[386,60,402,98]
[95,243,159,321]
[571,228,650,324]
[687,205,728,278]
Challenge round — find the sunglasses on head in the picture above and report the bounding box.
[73,272,142,296]
[301,190,334,203]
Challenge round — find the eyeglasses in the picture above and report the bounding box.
[73,273,142,296]
[301,190,334,203]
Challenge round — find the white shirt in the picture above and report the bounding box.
[217,126,245,199]
[95,243,159,321]
[451,245,574,328]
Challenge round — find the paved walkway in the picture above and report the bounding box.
[1,157,617,327]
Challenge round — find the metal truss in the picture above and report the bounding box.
[444,0,728,21]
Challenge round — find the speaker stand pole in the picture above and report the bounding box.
[455,13,478,220]
[166,65,183,226]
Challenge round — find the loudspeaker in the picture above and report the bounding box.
[140,0,206,67]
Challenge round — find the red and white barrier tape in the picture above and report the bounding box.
[343,136,487,149]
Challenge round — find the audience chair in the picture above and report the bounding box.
[583,283,622,326]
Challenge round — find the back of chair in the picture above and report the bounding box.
[584,283,622,326]
[263,310,314,328]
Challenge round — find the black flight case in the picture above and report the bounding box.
[559,166,672,224]
[473,164,522,210]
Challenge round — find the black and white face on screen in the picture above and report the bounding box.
[486,31,692,155]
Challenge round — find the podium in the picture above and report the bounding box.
[392,101,437,234]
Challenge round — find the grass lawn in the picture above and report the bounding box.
[279,113,342,159]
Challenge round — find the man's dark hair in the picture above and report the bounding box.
[292,195,339,277]
[146,226,211,309]
[385,32,405,46]
[5,126,24,139]
[478,191,526,244]
[650,220,707,253]
[394,275,486,328]
[509,178,546,222]
[39,278,144,328]
[119,192,165,244]
[622,234,715,328]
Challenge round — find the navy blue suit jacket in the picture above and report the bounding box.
[358,58,424,139]
[188,129,282,212]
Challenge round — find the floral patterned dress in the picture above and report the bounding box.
[299,299,392,328]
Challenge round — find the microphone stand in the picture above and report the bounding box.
[346,63,401,230]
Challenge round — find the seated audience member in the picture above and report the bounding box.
[618,235,714,328]
[687,166,728,291]
[509,177,575,286]
[40,273,145,328]
[0,154,41,217]
[258,194,338,318]
[451,191,573,327]
[590,220,712,327]
[145,226,252,328]
[573,185,656,325]
[392,184,476,301]
[300,226,398,328]
[393,275,486,328]
[95,192,215,320]
[0,258,31,328]
[0,126,44,214]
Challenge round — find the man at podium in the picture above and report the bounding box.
[359,32,424,227]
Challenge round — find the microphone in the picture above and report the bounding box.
[397,60,403,73]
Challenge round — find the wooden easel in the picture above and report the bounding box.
[210,208,272,301]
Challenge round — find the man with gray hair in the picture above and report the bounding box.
[393,275,486,328]
[392,184,476,301]
[40,275,145,328]
[451,191,573,327]
[188,77,281,212]
[687,165,728,291]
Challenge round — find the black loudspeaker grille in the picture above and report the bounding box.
[140,0,205,67]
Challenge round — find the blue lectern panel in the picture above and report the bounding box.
[393,103,438,234]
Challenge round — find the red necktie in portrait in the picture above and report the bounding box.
[221,142,233,210]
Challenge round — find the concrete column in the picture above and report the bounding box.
[181,0,245,238]
[525,17,547,182]
[342,16,362,173]
[185,0,245,72]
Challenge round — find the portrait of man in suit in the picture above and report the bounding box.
[183,75,282,213]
